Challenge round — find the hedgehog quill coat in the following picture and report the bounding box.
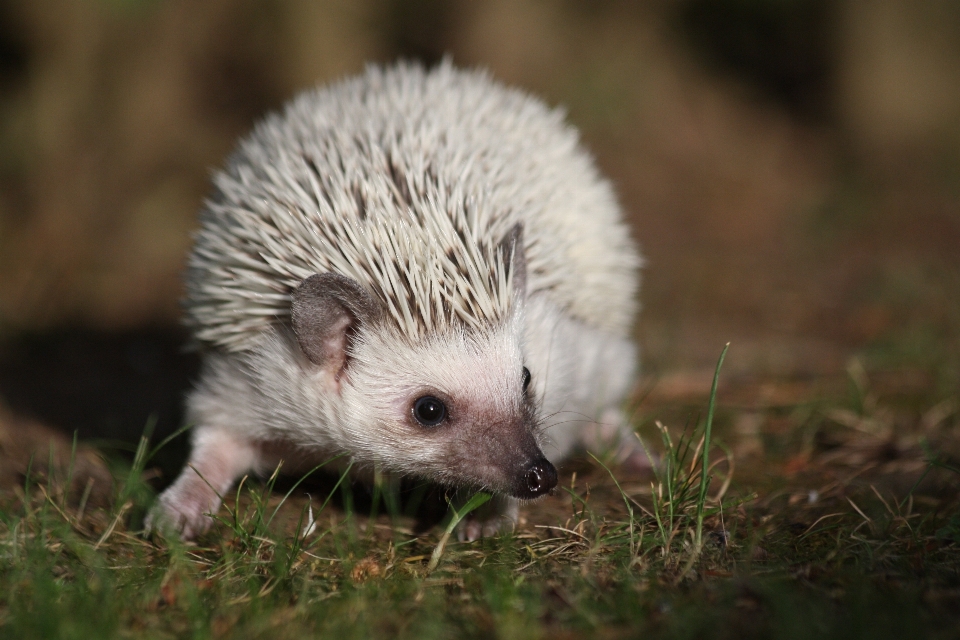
[151,62,642,540]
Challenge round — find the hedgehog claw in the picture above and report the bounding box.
[145,487,219,541]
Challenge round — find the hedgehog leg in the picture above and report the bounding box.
[566,327,651,472]
[146,426,258,539]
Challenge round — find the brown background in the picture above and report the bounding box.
[0,0,958,447]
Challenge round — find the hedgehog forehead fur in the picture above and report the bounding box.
[185,61,640,351]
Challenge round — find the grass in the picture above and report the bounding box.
[2,347,959,638]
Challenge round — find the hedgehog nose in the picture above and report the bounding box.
[518,458,557,499]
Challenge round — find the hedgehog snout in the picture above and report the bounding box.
[511,457,557,499]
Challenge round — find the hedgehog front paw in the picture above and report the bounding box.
[145,483,222,540]
[456,515,508,542]
[456,495,519,542]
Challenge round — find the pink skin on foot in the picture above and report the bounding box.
[146,428,257,539]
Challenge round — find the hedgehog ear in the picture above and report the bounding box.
[503,223,527,301]
[291,273,380,386]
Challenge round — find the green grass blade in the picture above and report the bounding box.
[266,455,346,527]
[696,342,729,552]
[427,491,492,572]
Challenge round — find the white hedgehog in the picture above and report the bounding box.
[149,61,643,540]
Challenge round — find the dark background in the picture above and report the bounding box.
[0,0,958,454]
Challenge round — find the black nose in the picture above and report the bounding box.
[513,457,558,499]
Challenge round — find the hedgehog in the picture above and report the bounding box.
[148,61,643,541]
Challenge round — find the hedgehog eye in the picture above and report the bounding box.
[413,396,447,427]
[522,366,531,392]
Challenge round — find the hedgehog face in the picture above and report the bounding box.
[288,231,557,498]
[339,316,557,499]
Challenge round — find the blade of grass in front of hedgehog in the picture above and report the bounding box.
[301,461,355,554]
[219,473,252,541]
[279,463,357,578]
[145,421,193,463]
[112,415,160,526]
[427,491,492,572]
[696,342,729,552]
[267,455,347,529]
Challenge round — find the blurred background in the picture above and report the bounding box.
[0,0,958,460]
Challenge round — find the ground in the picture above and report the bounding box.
[2,357,958,639]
